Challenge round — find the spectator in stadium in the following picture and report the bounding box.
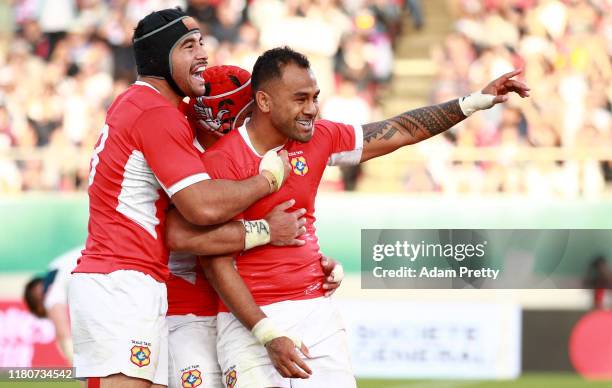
[435,0,612,196]
[171,47,528,386]
[23,245,82,364]
[68,9,300,388]
[2,0,398,193]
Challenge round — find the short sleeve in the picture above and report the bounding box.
[317,120,364,166]
[133,107,210,196]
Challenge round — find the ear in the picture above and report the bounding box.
[255,90,271,113]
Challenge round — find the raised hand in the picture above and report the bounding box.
[482,69,530,104]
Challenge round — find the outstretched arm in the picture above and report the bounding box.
[360,69,530,162]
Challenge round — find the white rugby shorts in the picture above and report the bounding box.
[167,314,223,388]
[68,270,168,385]
[216,297,356,388]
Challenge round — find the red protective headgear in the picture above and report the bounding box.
[193,65,253,134]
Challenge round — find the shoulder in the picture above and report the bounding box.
[203,131,253,179]
[206,129,246,156]
[314,119,355,137]
[113,86,185,124]
[202,133,239,167]
[315,119,346,131]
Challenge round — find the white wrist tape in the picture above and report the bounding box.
[252,317,301,348]
[259,150,285,192]
[458,91,496,116]
[243,219,271,250]
[331,263,344,283]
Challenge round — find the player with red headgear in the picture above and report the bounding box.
[165,65,344,388]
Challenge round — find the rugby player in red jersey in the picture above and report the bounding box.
[68,10,297,388]
[173,47,529,387]
[165,65,344,388]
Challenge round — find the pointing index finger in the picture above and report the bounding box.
[500,68,522,81]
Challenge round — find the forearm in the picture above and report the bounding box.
[173,175,271,225]
[48,304,72,361]
[200,256,266,330]
[166,208,245,255]
[360,99,466,162]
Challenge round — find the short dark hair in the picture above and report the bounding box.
[251,46,310,92]
[23,277,45,318]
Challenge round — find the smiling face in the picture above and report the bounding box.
[262,63,320,143]
[170,32,208,97]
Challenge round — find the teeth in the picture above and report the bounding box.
[297,120,312,128]
[194,65,206,72]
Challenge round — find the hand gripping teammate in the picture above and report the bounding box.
[164,65,344,388]
[174,48,528,387]
[68,10,295,388]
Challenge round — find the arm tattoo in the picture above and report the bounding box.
[363,99,466,144]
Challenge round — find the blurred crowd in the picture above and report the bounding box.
[0,0,404,193]
[414,0,612,197]
[1,0,610,197]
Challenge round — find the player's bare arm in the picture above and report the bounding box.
[199,256,312,379]
[171,151,291,226]
[360,69,530,162]
[166,199,307,254]
[47,303,73,362]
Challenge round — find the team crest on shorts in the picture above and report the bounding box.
[291,156,308,176]
[224,366,237,388]
[130,345,151,367]
[181,369,203,388]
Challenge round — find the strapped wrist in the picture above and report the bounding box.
[260,170,278,193]
[251,317,301,347]
[243,219,271,250]
[458,91,496,116]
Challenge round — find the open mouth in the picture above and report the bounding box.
[191,64,207,82]
[296,119,313,130]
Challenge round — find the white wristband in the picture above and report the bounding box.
[251,317,301,348]
[259,150,285,192]
[243,219,271,250]
[458,91,496,116]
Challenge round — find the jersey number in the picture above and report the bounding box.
[88,124,110,186]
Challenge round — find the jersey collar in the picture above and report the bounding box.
[237,118,285,158]
[134,80,161,94]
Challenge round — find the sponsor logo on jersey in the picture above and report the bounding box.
[181,369,203,388]
[291,156,308,176]
[225,366,237,388]
[130,345,151,367]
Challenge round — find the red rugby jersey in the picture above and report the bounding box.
[202,119,362,309]
[166,139,218,317]
[74,82,210,282]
